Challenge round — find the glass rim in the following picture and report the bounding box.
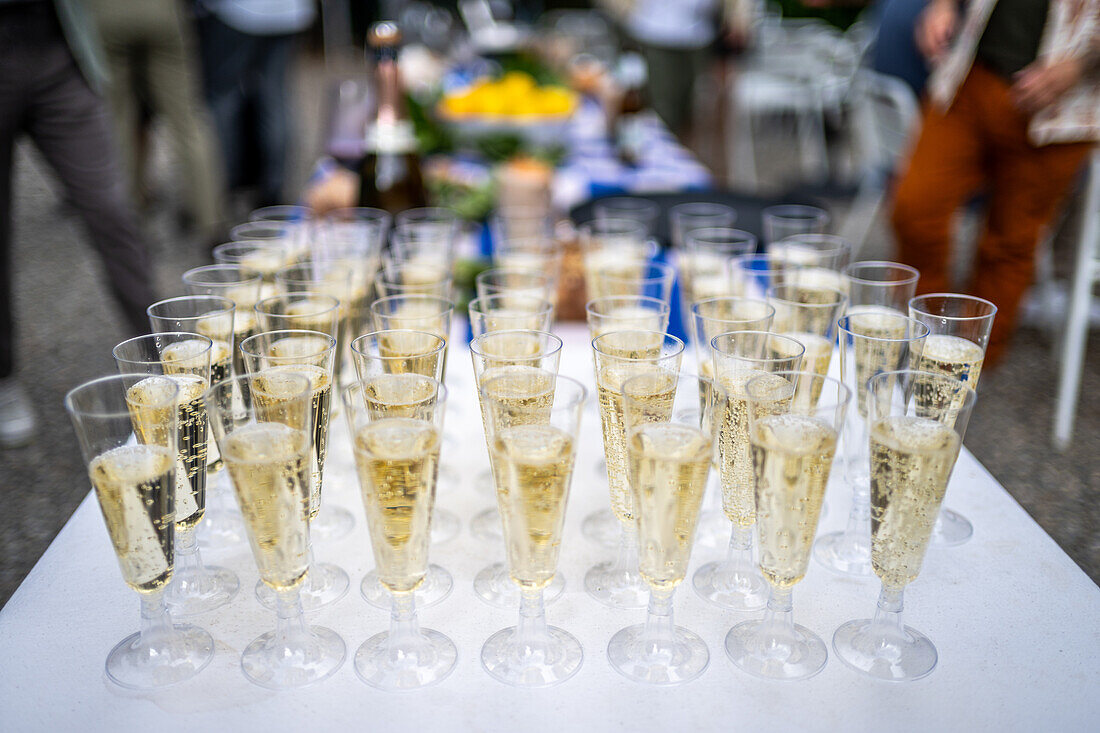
[669,201,737,218]
[394,206,460,225]
[254,291,341,317]
[908,292,998,320]
[112,331,213,366]
[229,221,292,239]
[147,294,235,319]
[838,313,931,342]
[379,260,450,279]
[323,206,391,225]
[592,260,675,285]
[591,329,685,362]
[249,204,314,222]
[370,294,455,320]
[710,330,806,364]
[868,368,977,410]
[766,283,848,308]
[351,329,447,360]
[475,267,554,285]
[586,294,669,317]
[342,375,449,409]
[238,329,337,360]
[182,263,262,287]
[771,233,851,254]
[480,372,587,415]
[212,240,288,259]
[691,296,775,321]
[622,368,714,403]
[469,294,554,315]
[204,370,312,406]
[275,261,354,284]
[494,235,562,254]
[578,216,648,238]
[683,226,756,246]
[746,369,852,412]
[761,203,830,221]
[844,260,921,286]
[730,252,790,272]
[469,329,563,360]
[65,373,180,418]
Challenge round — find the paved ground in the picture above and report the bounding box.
[1,62,1097,606]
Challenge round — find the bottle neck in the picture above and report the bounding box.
[368,51,415,154]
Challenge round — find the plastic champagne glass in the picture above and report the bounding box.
[761,204,830,245]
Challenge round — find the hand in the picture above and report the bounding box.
[303,167,359,215]
[916,0,958,63]
[1011,57,1084,113]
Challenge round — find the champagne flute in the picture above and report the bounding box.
[587,330,685,609]
[480,374,588,686]
[590,261,676,304]
[492,236,565,308]
[689,297,775,549]
[182,264,263,378]
[375,259,454,299]
[470,330,566,608]
[369,294,461,544]
[813,313,928,578]
[66,374,215,689]
[240,330,350,611]
[147,295,245,549]
[726,371,851,680]
[669,202,738,249]
[608,371,716,684]
[230,221,302,266]
[909,293,996,546]
[204,372,346,687]
[580,295,672,548]
[113,333,239,615]
[692,332,804,611]
[468,296,556,542]
[275,261,354,391]
[314,207,389,337]
[213,241,292,292]
[475,267,556,303]
[833,369,975,681]
[593,197,660,235]
[578,218,653,303]
[761,204,830,245]
[391,207,460,268]
[679,228,757,317]
[766,284,848,385]
[728,253,792,301]
[342,378,457,690]
[490,204,555,245]
[249,204,314,258]
[350,329,454,609]
[768,233,851,272]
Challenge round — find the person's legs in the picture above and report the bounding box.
[24,42,155,336]
[253,33,294,206]
[94,18,145,208]
[145,0,225,240]
[0,80,19,381]
[890,75,988,295]
[197,13,251,192]
[966,67,1093,364]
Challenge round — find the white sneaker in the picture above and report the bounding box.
[0,377,36,448]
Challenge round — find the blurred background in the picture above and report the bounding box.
[1,0,1096,605]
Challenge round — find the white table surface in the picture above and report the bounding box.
[2,323,1098,732]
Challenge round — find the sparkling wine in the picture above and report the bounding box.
[915,334,984,388]
[352,419,440,593]
[222,422,312,591]
[751,414,837,587]
[361,372,439,419]
[846,305,908,417]
[780,331,832,404]
[161,337,229,471]
[491,424,575,590]
[90,445,175,593]
[583,249,648,301]
[478,365,556,436]
[127,375,207,530]
[587,305,666,340]
[627,423,711,590]
[870,416,961,588]
[376,329,445,377]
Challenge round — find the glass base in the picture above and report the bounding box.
[724,619,827,681]
[241,624,346,689]
[481,625,583,687]
[166,565,239,617]
[584,560,649,609]
[310,505,356,544]
[432,508,461,545]
[354,628,457,690]
[930,507,973,547]
[692,560,769,611]
[470,506,503,543]
[473,563,565,609]
[832,618,937,682]
[581,509,620,549]
[361,564,453,610]
[692,510,731,552]
[105,623,215,689]
[813,530,872,576]
[607,623,709,685]
[256,562,349,612]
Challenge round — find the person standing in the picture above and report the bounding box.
[85,0,227,246]
[0,0,157,447]
[890,0,1098,366]
[196,0,316,208]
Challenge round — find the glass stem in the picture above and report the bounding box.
[756,584,800,659]
[305,540,323,592]
[640,587,677,662]
[513,587,552,661]
[844,481,871,545]
[173,526,209,589]
[725,523,754,570]
[386,591,425,667]
[273,586,311,647]
[611,521,641,578]
[138,590,174,645]
[867,584,908,648]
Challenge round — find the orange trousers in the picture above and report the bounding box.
[891,63,1092,366]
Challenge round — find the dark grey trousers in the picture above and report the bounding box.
[0,3,155,377]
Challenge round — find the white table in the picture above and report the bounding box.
[2,324,1098,732]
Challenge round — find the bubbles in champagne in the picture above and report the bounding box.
[845,305,910,417]
[916,334,984,388]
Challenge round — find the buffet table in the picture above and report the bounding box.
[2,323,1097,732]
